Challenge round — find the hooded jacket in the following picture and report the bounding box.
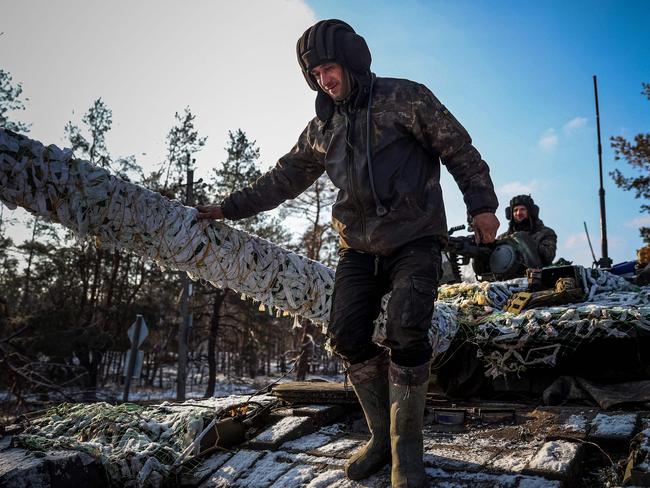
[498,199,557,266]
[220,75,498,256]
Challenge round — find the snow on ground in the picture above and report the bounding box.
[282,432,333,451]
[527,440,579,474]
[199,450,262,487]
[424,439,498,470]
[1,371,345,410]
[425,468,563,488]
[288,451,346,467]
[293,404,336,414]
[317,423,347,436]
[252,416,312,444]
[591,413,637,437]
[489,447,539,472]
[305,469,348,488]
[425,467,519,487]
[313,438,363,457]
[234,451,293,488]
[272,464,319,488]
[189,451,233,485]
[517,477,562,488]
[562,414,588,433]
[156,394,276,413]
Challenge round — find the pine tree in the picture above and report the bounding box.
[65,98,113,167]
[210,129,290,243]
[610,83,650,242]
[0,69,30,133]
[203,129,291,395]
[279,173,338,379]
[62,99,146,394]
[162,107,207,197]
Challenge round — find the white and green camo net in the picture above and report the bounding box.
[16,396,276,487]
[0,127,647,380]
[0,129,333,325]
[433,271,650,378]
[2,129,650,487]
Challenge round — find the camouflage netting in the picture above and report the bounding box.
[0,129,334,325]
[0,129,470,351]
[14,396,275,487]
[435,270,648,378]
[2,128,649,486]
[1,128,646,376]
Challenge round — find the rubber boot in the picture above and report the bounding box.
[389,360,430,488]
[344,350,391,480]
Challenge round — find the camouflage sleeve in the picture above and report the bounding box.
[409,83,498,216]
[220,120,325,220]
[533,226,558,266]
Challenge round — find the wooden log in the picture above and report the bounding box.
[271,381,358,405]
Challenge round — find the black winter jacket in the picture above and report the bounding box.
[221,77,498,256]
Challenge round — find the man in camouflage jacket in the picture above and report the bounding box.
[498,194,557,266]
[197,19,500,488]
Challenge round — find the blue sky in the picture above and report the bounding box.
[2,0,649,266]
[309,0,650,264]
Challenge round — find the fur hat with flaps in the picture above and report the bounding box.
[505,195,539,221]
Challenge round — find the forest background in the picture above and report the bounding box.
[1,0,648,413]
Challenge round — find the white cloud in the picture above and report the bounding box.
[563,233,588,249]
[3,0,318,246]
[626,215,650,227]
[2,0,317,179]
[538,128,558,151]
[559,233,596,266]
[560,232,631,266]
[563,116,587,134]
[497,180,539,200]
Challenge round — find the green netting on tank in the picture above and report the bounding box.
[15,396,274,487]
[434,270,647,378]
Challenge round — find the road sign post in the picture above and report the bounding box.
[123,315,148,402]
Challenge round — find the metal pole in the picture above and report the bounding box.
[177,160,195,401]
[593,75,612,268]
[583,221,598,267]
[123,314,143,402]
[177,282,188,401]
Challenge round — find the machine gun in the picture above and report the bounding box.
[443,225,543,283]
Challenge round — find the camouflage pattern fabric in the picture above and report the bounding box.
[221,77,498,256]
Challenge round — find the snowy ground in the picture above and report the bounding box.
[1,383,646,487]
[0,371,345,422]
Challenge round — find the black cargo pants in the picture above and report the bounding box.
[327,237,441,367]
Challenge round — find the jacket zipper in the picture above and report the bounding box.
[344,109,368,247]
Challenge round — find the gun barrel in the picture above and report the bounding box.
[446,235,492,258]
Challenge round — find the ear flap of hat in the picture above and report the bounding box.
[339,31,371,73]
[299,56,320,91]
[297,34,321,91]
[315,90,335,122]
[505,206,512,220]
[530,204,540,220]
